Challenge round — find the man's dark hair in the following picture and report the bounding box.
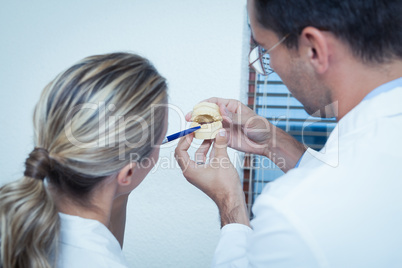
[254,0,402,64]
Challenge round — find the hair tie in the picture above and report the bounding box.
[24,147,50,181]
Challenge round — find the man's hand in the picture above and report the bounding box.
[186,98,306,172]
[186,98,271,156]
[174,130,250,228]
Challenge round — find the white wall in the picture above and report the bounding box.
[0,1,249,267]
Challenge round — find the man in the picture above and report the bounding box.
[175,0,402,267]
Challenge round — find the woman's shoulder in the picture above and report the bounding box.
[58,213,129,268]
[57,246,129,268]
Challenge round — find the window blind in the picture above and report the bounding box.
[243,69,336,219]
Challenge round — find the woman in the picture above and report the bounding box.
[0,53,168,267]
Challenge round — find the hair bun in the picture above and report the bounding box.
[24,147,50,180]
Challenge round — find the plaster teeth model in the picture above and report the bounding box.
[190,102,223,139]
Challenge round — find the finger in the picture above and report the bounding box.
[185,112,192,121]
[213,129,229,158]
[220,103,251,127]
[175,133,196,172]
[195,139,213,163]
[210,144,216,159]
[204,97,232,107]
[202,98,247,127]
[205,97,248,115]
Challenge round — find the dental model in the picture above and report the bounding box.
[190,102,223,139]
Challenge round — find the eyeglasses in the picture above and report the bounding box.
[248,34,289,76]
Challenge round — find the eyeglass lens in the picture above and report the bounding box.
[249,46,272,75]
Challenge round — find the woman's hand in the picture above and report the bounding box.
[174,130,250,227]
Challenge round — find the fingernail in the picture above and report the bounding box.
[219,129,226,137]
[195,153,203,163]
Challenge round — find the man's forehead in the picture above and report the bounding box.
[247,0,261,45]
[248,20,279,49]
[246,0,273,47]
[250,31,263,47]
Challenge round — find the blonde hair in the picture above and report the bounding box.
[0,53,168,267]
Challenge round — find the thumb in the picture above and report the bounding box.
[213,128,229,158]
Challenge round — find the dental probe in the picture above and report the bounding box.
[161,126,201,144]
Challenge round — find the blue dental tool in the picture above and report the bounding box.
[161,126,201,144]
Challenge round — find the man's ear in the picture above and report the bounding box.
[299,26,330,74]
[117,163,137,186]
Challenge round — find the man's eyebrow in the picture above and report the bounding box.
[250,34,259,47]
[248,24,262,47]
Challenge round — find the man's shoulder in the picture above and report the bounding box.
[258,159,332,203]
[261,83,402,203]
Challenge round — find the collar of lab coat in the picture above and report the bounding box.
[300,81,402,168]
[336,83,402,140]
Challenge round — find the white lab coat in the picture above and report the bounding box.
[58,213,129,268]
[213,82,402,267]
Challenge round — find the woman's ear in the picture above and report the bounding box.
[117,163,136,187]
[299,26,330,74]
